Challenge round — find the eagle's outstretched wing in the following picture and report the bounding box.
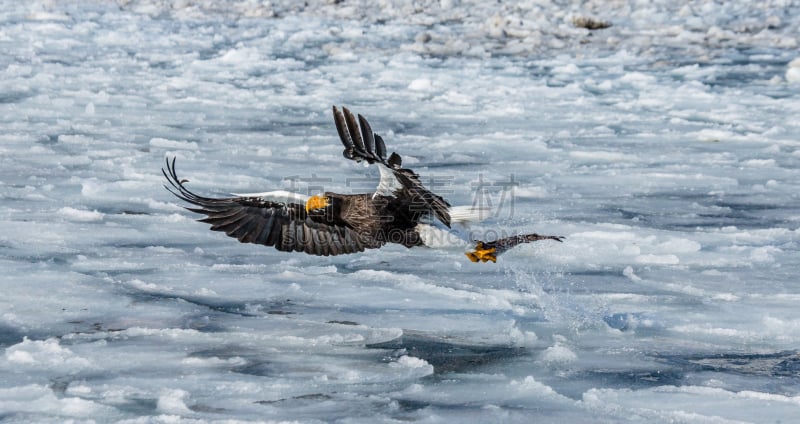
[332,106,451,228]
[162,158,381,256]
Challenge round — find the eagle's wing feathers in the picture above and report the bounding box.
[332,106,451,227]
[334,106,385,163]
[162,158,377,256]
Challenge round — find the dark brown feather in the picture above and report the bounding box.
[343,107,366,157]
[358,114,376,161]
[333,106,357,160]
[162,158,376,256]
[330,106,451,228]
[374,134,387,162]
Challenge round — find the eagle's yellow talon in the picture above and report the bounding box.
[465,243,497,263]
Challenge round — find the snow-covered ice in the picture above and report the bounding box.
[1,0,799,422]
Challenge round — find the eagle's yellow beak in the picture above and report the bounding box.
[305,194,329,212]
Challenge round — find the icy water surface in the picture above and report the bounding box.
[1,1,800,422]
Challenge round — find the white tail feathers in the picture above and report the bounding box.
[449,205,492,225]
[415,224,468,248]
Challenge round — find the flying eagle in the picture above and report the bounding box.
[162,106,563,262]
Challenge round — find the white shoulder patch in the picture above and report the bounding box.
[373,164,404,198]
[232,190,310,204]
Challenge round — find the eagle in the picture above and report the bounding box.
[162,106,563,262]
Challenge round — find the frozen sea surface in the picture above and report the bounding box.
[2,1,800,422]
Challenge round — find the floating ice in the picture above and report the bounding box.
[787,58,800,83]
[57,207,105,222]
[4,338,91,371]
